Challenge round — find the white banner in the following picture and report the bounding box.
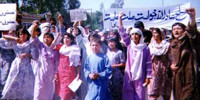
[70,9,87,22]
[103,2,190,30]
[0,4,16,31]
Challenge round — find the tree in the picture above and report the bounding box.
[99,2,104,12]
[89,11,103,30]
[66,0,81,10]
[110,0,124,8]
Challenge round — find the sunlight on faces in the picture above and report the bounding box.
[51,26,56,33]
[43,35,53,46]
[63,35,72,46]
[108,40,116,50]
[172,25,185,38]
[90,41,101,54]
[152,30,161,41]
[19,33,28,42]
[130,33,141,44]
[129,28,143,44]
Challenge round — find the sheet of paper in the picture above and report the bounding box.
[68,76,82,92]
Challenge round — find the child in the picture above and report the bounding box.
[84,39,112,100]
[32,32,60,100]
[55,33,81,100]
[1,28,38,99]
[118,12,152,100]
[106,37,125,100]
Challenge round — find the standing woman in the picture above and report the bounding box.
[148,28,172,100]
[1,28,38,99]
[55,33,81,100]
[118,12,152,100]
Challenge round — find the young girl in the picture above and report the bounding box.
[0,31,16,95]
[106,37,125,100]
[84,39,112,100]
[148,28,171,100]
[1,28,38,99]
[55,33,81,100]
[31,26,60,100]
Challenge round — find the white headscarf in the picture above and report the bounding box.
[129,28,147,81]
[59,45,81,67]
[148,39,170,56]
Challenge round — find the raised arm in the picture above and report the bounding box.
[50,32,61,49]
[185,8,199,36]
[31,23,39,39]
[118,12,124,27]
[73,21,79,29]
[118,12,130,46]
[72,21,80,36]
[186,8,196,27]
[3,35,19,42]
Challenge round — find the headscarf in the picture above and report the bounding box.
[129,28,147,81]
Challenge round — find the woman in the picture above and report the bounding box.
[55,33,81,100]
[1,28,38,99]
[148,28,172,100]
[118,12,152,100]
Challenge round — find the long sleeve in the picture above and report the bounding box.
[118,26,130,47]
[0,38,16,49]
[145,47,152,78]
[187,23,198,38]
[99,55,112,80]
[84,57,91,82]
[30,44,39,61]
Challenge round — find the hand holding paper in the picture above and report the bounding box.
[68,75,82,92]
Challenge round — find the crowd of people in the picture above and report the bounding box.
[0,7,199,100]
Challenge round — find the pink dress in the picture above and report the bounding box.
[56,44,80,100]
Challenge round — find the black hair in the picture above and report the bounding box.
[44,33,54,40]
[63,33,76,45]
[134,21,144,29]
[17,14,22,19]
[17,27,30,41]
[40,17,46,23]
[35,27,41,37]
[88,32,101,42]
[153,28,163,40]
[90,38,102,46]
[108,29,124,50]
[77,28,82,36]
[50,18,57,25]
[107,37,118,43]
[172,22,186,31]
[109,29,120,41]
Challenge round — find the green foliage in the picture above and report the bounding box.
[3,0,103,30]
[85,11,103,31]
